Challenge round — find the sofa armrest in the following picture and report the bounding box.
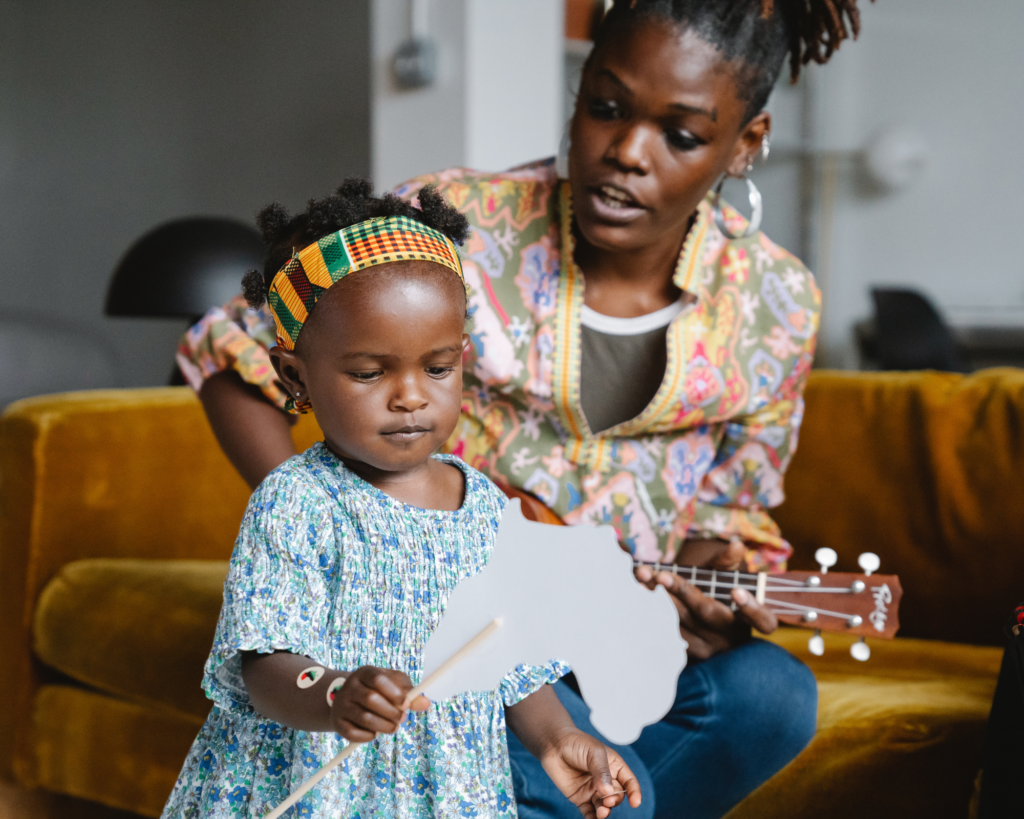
[0,387,320,781]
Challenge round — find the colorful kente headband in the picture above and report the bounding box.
[268,215,464,352]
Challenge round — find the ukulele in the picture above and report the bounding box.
[501,484,903,662]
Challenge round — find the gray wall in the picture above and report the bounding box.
[810,0,1024,366]
[0,0,370,399]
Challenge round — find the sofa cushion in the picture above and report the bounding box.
[737,628,1002,819]
[31,685,202,818]
[33,559,227,721]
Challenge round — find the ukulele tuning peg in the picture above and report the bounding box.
[850,637,871,662]
[814,548,838,574]
[857,552,880,576]
[808,630,824,656]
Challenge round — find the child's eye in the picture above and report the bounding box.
[350,371,384,381]
[426,366,455,378]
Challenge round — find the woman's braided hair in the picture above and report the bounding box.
[595,0,871,123]
[241,179,470,309]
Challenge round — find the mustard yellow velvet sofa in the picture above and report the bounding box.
[2,370,1022,819]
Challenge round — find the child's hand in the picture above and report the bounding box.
[539,730,642,819]
[329,666,430,742]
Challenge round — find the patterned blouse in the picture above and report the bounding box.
[177,294,288,409]
[161,445,567,819]
[177,160,819,572]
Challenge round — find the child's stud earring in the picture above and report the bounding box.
[297,666,326,688]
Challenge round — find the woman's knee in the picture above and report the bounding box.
[719,639,818,749]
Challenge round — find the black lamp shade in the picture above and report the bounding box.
[106,217,265,319]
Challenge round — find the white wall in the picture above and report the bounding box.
[0,0,371,398]
[807,0,1024,366]
[372,0,468,189]
[464,0,563,172]
[372,0,563,190]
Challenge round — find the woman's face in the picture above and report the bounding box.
[569,19,769,254]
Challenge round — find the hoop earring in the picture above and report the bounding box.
[711,174,763,240]
[555,121,571,179]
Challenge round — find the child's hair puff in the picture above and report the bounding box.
[241,179,470,309]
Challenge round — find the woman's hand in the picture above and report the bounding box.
[330,666,430,743]
[539,730,642,819]
[634,538,778,660]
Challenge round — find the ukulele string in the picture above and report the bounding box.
[689,592,859,622]
[632,561,806,587]
[632,560,870,622]
[633,562,861,593]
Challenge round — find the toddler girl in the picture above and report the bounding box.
[161,180,640,819]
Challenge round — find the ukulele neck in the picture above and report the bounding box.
[631,559,902,640]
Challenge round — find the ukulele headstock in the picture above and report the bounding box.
[768,550,902,661]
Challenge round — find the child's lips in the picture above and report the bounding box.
[381,426,431,442]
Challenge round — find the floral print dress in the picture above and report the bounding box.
[161,445,567,819]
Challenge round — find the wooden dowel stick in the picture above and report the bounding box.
[263,617,503,819]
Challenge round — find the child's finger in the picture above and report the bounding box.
[346,678,406,724]
[620,770,643,808]
[608,751,643,809]
[335,717,378,743]
[407,694,431,712]
[343,705,403,736]
[357,668,408,705]
[593,790,623,819]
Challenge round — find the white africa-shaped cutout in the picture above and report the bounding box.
[420,500,688,745]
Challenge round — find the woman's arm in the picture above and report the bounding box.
[240,651,428,737]
[506,686,641,818]
[199,370,297,489]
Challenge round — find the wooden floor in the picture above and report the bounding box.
[0,782,144,819]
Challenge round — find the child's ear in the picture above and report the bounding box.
[269,346,309,404]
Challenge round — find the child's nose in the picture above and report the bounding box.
[390,375,428,412]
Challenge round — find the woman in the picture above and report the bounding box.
[178,2,868,816]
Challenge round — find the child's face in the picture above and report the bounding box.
[272,263,468,477]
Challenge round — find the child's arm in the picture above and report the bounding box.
[241,651,429,737]
[505,686,642,819]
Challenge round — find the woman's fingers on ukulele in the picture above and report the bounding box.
[711,538,747,571]
[656,571,736,630]
[633,563,657,587]
[731,587,778,635]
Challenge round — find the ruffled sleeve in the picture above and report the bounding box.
[202,457,338,710]
[499,660,571,708]
[175,294,289,409]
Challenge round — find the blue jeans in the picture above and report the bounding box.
[508,639,817,819]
